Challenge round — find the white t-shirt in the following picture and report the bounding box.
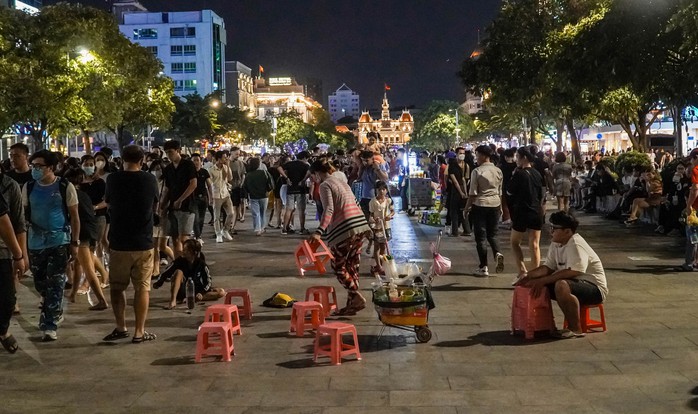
[369,197,393,229]
[544,233,608,301]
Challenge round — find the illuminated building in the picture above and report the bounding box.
[3,0,41,13]
[357,92,413,146]
[225,61,256,113]
[254,76,322,124]
[328,83,360,123]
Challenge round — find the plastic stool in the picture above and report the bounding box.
[305,286,338,317]
[511,285,556,339]
[565,303,607,333]
[313,322,362,365]
[204,304,242,335]
[224,289,253,320]
[294,239,334,277]
[195,322,234,362]
[289,301,325,337]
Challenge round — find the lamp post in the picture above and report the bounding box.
[450,108,461,144]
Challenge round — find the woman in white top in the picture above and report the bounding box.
[209,151,234,243]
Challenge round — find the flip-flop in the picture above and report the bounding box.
[132,332,156,344]
[1,334,19,354]
[103,328,129,341]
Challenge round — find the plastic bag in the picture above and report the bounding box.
[688,209,698,227]
[430,241,451,275]
[383,256,398,280]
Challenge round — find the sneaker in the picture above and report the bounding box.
[159,259,168,266]
[216,235,223,243]
[281,228,288,235]
[42,330,57,341]
[474,266,489,277]
[57,315,64,326]
[654,225,665,234]
[196,238,204,245]
[222,230,233,241]
[495,252,504,273]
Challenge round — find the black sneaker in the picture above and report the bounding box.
[281,228,288,235]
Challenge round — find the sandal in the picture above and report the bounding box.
[132,332,156,344]
[103,328,129,341]
[1,334,19,354]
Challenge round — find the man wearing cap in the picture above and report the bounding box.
[677,148,698,271]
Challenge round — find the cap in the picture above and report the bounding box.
[446,151,456,159]
[690,148,698,159]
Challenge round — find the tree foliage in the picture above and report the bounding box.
[411,100,474,152]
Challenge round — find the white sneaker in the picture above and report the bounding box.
[495,253,504,273]
[216,235,223,243]
[159,259,168,266]
[57,315,64,326]
[222,230,233,241]
[42,330,57,341]
[474,266,489,277]
[196,238,204,245]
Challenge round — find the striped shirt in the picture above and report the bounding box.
[317,174,371,246]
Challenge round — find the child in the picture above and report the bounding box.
[369,180,395,274]
[154,239,225,309]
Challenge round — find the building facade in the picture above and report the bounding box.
[254,77,321,124]
[357,92,413,145]
[118,9,226,100]
[224,61,256,113]
[3,0,41,12]
[328,83,360,123]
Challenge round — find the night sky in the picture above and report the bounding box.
[44,0,502,110]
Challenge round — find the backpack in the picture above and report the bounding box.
[24,177,71,230]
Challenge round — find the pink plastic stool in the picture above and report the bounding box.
[289,301,325,337]
[195,322,235,362]
[204,304,242,335]
[305,286,338,317]
[564,303,607,333]
[313,322,362,365]
[224,289,252,320]
[511,285,556,339]
[294,239,334,277]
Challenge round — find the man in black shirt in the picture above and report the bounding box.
[190,154,212,244]
[104,145,159,344]
[281,151,311,234]
[6,143,32,186]
[161,140,197,257]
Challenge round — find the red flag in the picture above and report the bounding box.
[259,65,264,73]
[384,83,391,91]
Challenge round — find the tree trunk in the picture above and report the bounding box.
[116,124,126,154]
[528,115,537,145]
[673,105,683,157]
[555,119,565,152]
[565,117,582,165]
[82,129,92,155]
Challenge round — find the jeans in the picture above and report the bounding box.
[0,259,14,336]
[192,198,208,239]
[449,191,471,235]
[30,245,68,331]
[685,226,698,266]
[249,198,268,232]
[471,205,501,268]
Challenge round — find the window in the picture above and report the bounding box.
[146,46,157,56]
[134,28,157,39]
[184,62,196,73]
[171,63,183,73]
[184,80,197,91]
[170,27,196,38]
[170,45,182,56]
[183,45,196,56]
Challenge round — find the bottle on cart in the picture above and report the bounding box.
[388,278,399,302]
[185,277,196,310]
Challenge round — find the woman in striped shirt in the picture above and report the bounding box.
[308,160,372,315]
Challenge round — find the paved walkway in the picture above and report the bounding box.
[3,200,698,413]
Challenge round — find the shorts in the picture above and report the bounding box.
[109,249,154,292]
[511,211,543,232]
[153,213,169,238]
[231,188,244,207]
[168,210,194,238]
[95,215,107,241]
[79,239,96,249]
[554,179,571,197]
[373,228,392,243]
[285,193,307,212]
[547,278,603,306]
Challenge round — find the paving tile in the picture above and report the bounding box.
[390,390,518,406]
[258,390,388,407]
[329,375,450,391]
[448,375,573,391]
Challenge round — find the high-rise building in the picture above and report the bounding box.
[225,61,256,113]
[118,9,226,100]
[328,83,360,123]
[3,0,41,12]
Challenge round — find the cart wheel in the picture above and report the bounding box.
[415,327,432,343]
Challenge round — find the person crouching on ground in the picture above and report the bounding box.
[308,159,372,316]
[369,180,395,275]
[154,239,224,309]
[515,211,608,339]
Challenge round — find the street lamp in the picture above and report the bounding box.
[449,108,461,143]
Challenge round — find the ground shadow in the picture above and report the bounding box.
[244,313,290,322]
[151,355,196,366]
[604,265,683,276]
[142,316,200,329]
[236,249,294,256]
[434,330,558,347]
[165,335,197,342]
[430,283,514,292]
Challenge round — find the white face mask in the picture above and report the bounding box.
[96,160,106,169]
[457,154,466,161]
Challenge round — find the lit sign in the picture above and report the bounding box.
[268,77,292,86]
[15,1,39,14]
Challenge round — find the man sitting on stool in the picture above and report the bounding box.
[515,211,608,339]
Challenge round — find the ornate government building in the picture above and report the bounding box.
[357,92,413,146]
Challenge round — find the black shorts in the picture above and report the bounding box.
[231,188,244,207]
[547,278,603,306]
[511,212,543,232]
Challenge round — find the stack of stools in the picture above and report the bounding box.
[510,285,556,339]
[225,289,253,320]
[195,303,243,362]
[313,322,362,365]
[294,239,334,276]
[564,303,607,333]
[305,286,338,317]
[289,301,325,337]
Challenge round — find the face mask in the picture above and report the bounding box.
[457,154,466,161]
[96,160,105,169]
[31,168,44,181]
[82,166,95,176]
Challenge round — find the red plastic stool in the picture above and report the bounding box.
[294,239,334,277]
[565,303,607,333]
[289,301,325,337]
[313,322,361,365]
[305,286,338,317]
[224,289,253,320]
[204,304,242,335]
[195,322,235,362]
[511,285,556,339]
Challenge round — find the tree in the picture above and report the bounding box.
[411,100,473,151]
[274,111,312,146]
[169,93,219,145]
